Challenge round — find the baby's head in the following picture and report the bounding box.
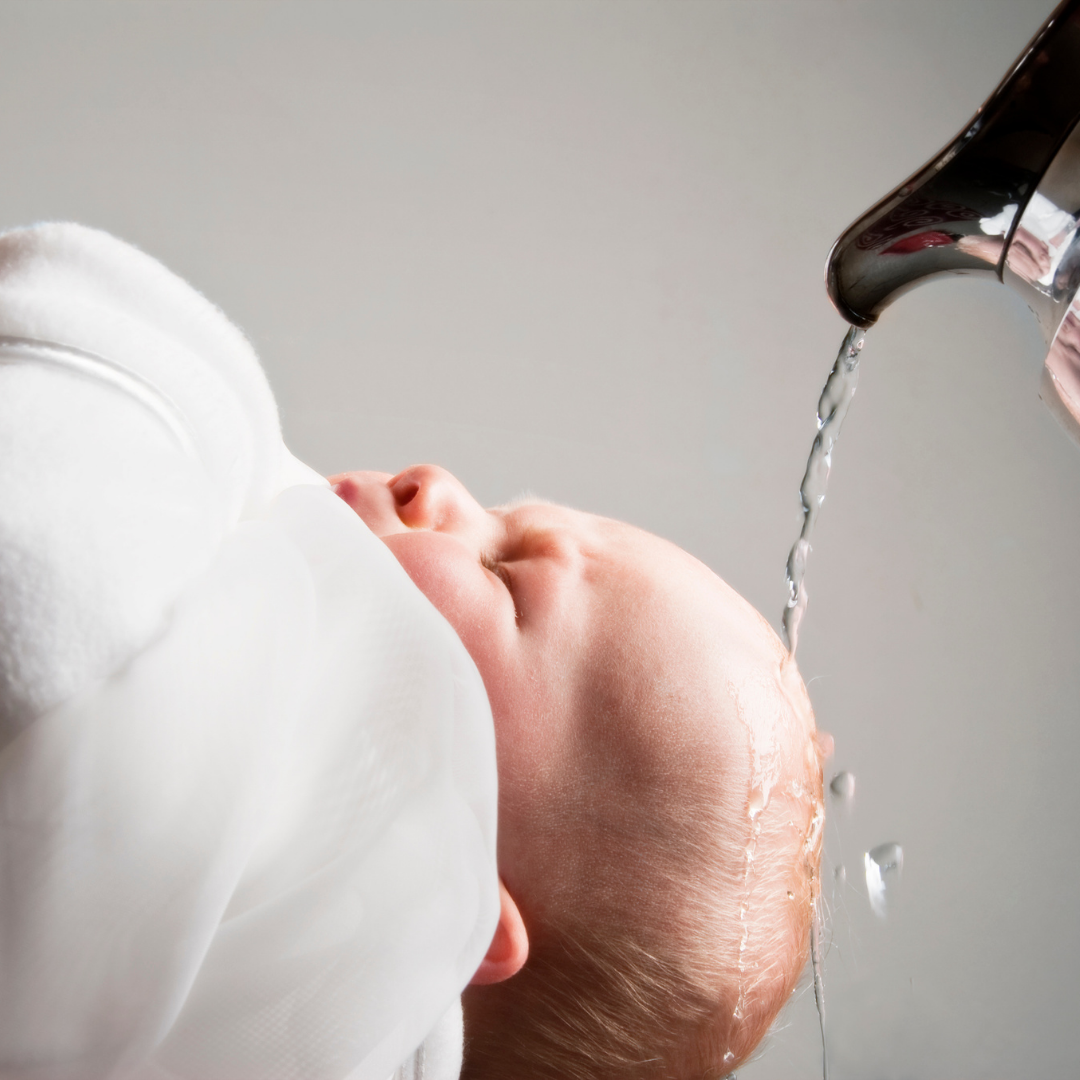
[332,466,826,1079]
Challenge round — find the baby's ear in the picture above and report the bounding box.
[469,879,529,985]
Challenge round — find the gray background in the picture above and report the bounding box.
[2,1,1076,1076]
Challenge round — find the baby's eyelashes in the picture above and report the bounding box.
[480,553,521,624]
[480,552,511,589]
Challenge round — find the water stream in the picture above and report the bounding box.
[809,914,829,1080]
[780,326,909,1080]
[780,324,867,1080]
[782,324,866,657]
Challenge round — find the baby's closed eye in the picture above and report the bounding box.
[480,553,520,622]
[480,552,512,590]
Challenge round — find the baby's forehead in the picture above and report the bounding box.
[588,521,778,648]
[579,569,795,750]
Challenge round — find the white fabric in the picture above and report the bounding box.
[389,1002,464,1080]
[0,223,498,1080]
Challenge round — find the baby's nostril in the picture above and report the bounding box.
[389,477,420,507]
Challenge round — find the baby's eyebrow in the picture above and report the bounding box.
[490,490,554,512]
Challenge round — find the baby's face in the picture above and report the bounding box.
[331,466,814,918]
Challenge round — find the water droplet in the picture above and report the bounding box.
[864,842,903,918]
[787,890,795,900]
[834,864,846,883]
[829,770,855,802]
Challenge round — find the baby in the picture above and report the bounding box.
[0,223,824,1080]
[331,466,826,1079]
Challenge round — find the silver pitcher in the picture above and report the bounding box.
[826,0,1080,441]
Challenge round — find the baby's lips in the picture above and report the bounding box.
[327,471,365,504]
[328,471,399,532]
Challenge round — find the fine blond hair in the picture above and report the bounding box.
[462,688,826,1080]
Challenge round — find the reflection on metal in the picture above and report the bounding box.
[1002,142,1080,343]
[1041,299,1080,438]
[826,0,1080,328]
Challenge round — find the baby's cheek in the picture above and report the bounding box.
[381,531,512,690]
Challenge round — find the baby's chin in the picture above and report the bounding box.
[328,471,399,536]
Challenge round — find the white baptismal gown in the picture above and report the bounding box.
[0,224,499,1080]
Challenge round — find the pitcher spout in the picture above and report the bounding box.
[826,0,1080,331]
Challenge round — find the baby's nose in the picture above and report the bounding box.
[389,465,485,534]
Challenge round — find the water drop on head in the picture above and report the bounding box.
[829,770,855,802]
[748,786,770,819]
[864,842,903,918]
